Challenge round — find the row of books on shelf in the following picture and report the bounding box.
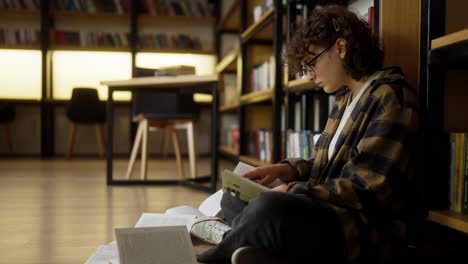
[285,129,320,160]
[449,133,468,214]
[222,126,239,152]
[220,127,322,162]
[0,28,40,46]
[142,0,212,17]
[138,33,202,50]
[249,55,275,93]
[54,0,128,13]
[0,0,212,16]
[0,0,39,10]
[53,30,129,48]
[247,129,273,163]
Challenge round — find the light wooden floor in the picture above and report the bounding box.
[0,158,235,264]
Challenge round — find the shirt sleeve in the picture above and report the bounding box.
[278,157,314,182]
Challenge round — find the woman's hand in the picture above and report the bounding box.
[242,163,297,186]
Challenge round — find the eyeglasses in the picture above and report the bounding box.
[301,44,333,77]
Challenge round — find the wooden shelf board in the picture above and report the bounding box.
[0,44,40,50]
[217,1,241,31]
[0,98,41,104]
[54,11,129,21]
[431,28,468,50]
[219,103,240,112]
[138,48,215,55]
[0,10,40,19]
[286,78,320,93]
[241,8,274,42]
[239,155,271,167]
[219,146,239,157]
[139,15,215,25]
[50,45,130,52]
[428,210,468,234]
[216,48,239,73]
[240,89,273,105]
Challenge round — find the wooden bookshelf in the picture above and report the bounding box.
[430,28,468,65]
[220,103,240,112]
[431,28,468,50]
[0,98,41,104]
[216,48,239,73]
[137,48,215,55]
[286,78,320,93]
[139,15,215,25]
[217,0,240,31]
[240,155,271,167]
[241,8,274,42]
[0,44,41,50]
[0,10,40,19]
[240,89,273,105]
[428,210,468,234]
[219,145,239,157]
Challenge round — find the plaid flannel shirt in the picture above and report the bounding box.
[281,67,419,262]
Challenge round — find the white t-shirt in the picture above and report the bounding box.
[327,71,383,160]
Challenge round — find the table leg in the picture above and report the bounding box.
[106,87,114,184]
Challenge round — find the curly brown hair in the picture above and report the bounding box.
[285,5,383,81]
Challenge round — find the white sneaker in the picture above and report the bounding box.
[190,216,231,244]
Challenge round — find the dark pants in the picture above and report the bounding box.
[197,192,347,263]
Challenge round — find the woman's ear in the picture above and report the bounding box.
[336,38,347,59]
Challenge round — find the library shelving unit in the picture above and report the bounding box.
[422,0,468,234]
[283,0,328,158]
[236,0,283,167]
[135,1,216,56]
[419,0,468,260]
[216,0,242,161]
[217,47,241,159]
[0,1,216,157]
[0,9,41,50]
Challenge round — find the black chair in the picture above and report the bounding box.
[0,102,15,152]
[66,87,106,159]
[125,70,200,180]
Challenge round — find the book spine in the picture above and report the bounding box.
[450,133,455,210]
[454,133,465,212]
[463,133,468,213]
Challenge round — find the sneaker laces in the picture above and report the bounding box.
[190,216,231,244]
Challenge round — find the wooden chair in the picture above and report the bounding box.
[125,90,199,180]
[66,87,106,159]
[0,102,15,152]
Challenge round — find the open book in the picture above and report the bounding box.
[222,161,284,202]
[85,190,224,264]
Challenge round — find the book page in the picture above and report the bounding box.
[84,242,120,264]
[233,161,256,175]
[233,161,284,188]
[115,226,197,264]
[165,206,205,218]
[135,213,196,231]
[197,189,223,217]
